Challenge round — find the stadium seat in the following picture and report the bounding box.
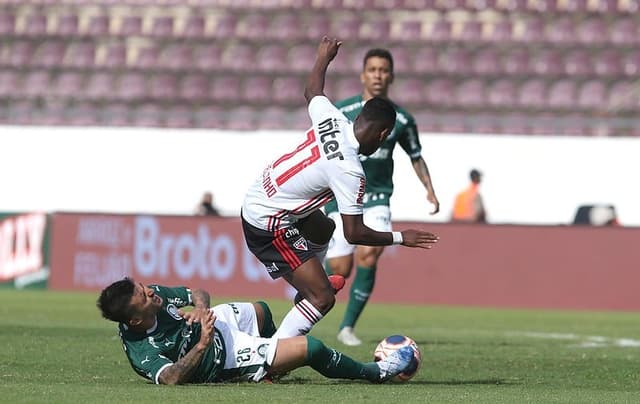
[116,73,147,101]
[222,43,255,72]
[256,106,289,129]
[288,44,317,73]
[547,79,577,109]
[609,18,638,46]
[391,47,412,74]
[517,79,547,109]
[272,76,303,104]
[289,106,311,130]
[499,113,530,135]
[563,0,588,12]
[37,100,67,126]
[67,102,100,126]
[394,19,424,41]
[487,79,517,108]
[133,103,164,127]
[225,106,257,130]
[160,44,193,71]
[211,14,238,38]
[486,19,513,43]
[118,16,143,37]
[210,75,242,102]
[165,105,194,128]
[593,50,623,76]
[132,46,160,69]
[622,51,640,76]
[607,81,636,111]
[101,102,131,126]
[563,50,593,77]
[439,112,467,133]
[546,16,575,45]
[456,79,486,108]
[472,48,502,76]
[7,100,35,125]
[23,14,48,36]
[333,14,362,40]
[530,0,558,12]
[502,49,531,77]
[577,18,608,45]
[459,20,484,43]
[305,15,331,40]
[195,105,226,128]
[180,74,210,102]
[269,13,302,40]
[0,70,20,97]
[101,44,128,68]
[393,78,424,106]
[86,15,111,36]
[64,43,95,68]
[517,17,544,43]
[33,42,66,67]
[412,46,439,74]
[53,72,85,98]
[330,76,362,101]
[181,15,206,38]
[428,19,451,42]
[439,48,472,75]
[86,72,116,100]
[413,109,439,132]
[150,16,174,37]
[241,14,270,39]
[148,73,179,100]
[593,0,618,13]
[425,78,455,107]
[8,41,36,67]
[56,14,79,36]
[242,76,272,104]
[193,45,223,71]
[577,80,607,109]
[498,0,528,12]
[360,16,391,41]
[532,49,563,76]
[0,13,15,36]
[256,45,289,72]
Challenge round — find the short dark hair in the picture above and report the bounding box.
[470,169,482,181]
[363,48,394,74]
[360,97,396,129]
[97,277,136,323]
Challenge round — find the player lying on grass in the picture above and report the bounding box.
[97,277,415,385]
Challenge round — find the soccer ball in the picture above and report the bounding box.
[373,335,422,382]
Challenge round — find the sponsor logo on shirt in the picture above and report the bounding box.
[166,304,182,321]
[318,117,344,161]
[356,177,366,205]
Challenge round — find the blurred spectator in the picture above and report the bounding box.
[452,169,487,223]
[573,204,620,226]
[195,191,220,216]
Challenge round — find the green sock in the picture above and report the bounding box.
[323,259,333,276]
[340,265,376,330]
[256,301,277,338]
[305,335,379,382]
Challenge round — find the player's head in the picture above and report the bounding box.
[470,169,482,184]
[97,277,163,326]
[353,97,396,156]
[361,48,394,99]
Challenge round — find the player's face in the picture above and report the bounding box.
[361,56,394,99]
[128,282,163,322]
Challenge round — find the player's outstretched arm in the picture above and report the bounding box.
[158,310,216,385]
[341,214,439,248]
[304,36,342,104]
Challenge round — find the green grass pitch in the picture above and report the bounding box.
[1,290,639,403]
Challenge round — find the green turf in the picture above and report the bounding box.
[1,290,639,403]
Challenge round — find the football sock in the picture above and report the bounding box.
[272,299,323,338]
[256,301,277,338]
[340,265,376,330]
[305,335,379,382]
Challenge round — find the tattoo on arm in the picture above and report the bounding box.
[158,345,207,385]
[191,289,211,309]
[413,158,434,190]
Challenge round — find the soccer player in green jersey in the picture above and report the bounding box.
[325,48,441,346]
[97,277,415,385]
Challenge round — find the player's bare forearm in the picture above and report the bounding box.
[191,289,210,309]
[341,214,393,246]
[412,157,440,214]
[158,343,208,385]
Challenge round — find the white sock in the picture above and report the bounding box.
[273,299,324,338]
[309,241,329,263]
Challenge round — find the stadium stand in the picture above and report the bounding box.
[0,0,638,135]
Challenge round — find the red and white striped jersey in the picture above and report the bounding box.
[242,96,365,232]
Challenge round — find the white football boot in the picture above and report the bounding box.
[337,327,362,346]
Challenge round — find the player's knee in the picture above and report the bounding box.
[307,291,335,314]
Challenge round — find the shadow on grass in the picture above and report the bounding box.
[268,377,514,386]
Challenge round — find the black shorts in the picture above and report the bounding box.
[241,215,316,279]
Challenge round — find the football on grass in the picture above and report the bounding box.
[373,334,422,382]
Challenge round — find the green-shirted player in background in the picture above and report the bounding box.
[325,48,441,346]
[97,277,415,385]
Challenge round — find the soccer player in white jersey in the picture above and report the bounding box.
[241,37,440,339]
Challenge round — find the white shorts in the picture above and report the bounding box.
[326,205,392,259]
[211,303,277,382]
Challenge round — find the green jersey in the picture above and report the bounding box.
[118,285,225,384]
[325,95,422,213]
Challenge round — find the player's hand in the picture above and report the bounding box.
[317,36,342,63]
[196,309,216,350]
[427,193,440,215]
[181,307,212,326]
[401,229,439,249]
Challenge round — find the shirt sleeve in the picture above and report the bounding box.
[397,119,423,160]
[329,169,365,215]
[125,341,174,384]
[151,285,192,308]
[308,95,344,124]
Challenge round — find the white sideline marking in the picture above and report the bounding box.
[506,331,640,348]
